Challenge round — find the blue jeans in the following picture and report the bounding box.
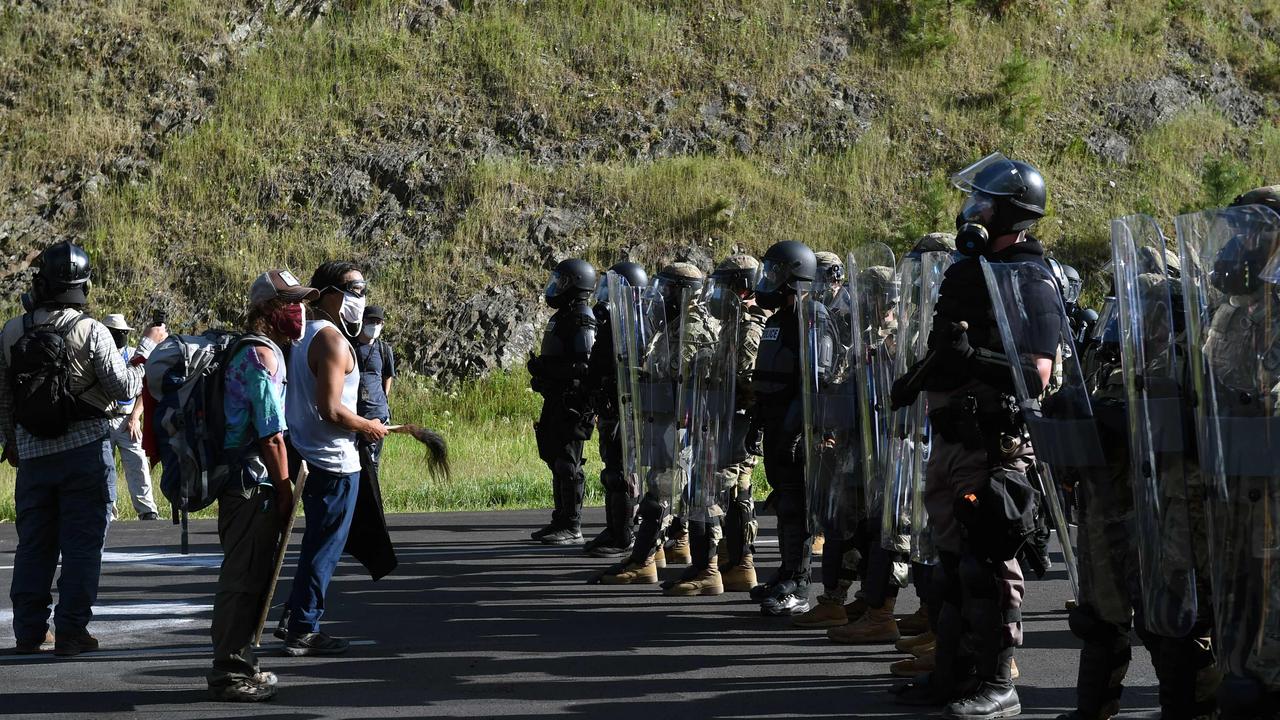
[10,438,115,643]
[286,467,359,635]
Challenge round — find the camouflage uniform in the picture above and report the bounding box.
[602,264,721,582]
[1204,297,1280,695]
[717,301,768,570]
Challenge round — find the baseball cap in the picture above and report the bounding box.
[250,269,320,306]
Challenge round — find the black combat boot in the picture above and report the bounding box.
[943,648,1021,719]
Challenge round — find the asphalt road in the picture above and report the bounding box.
[0,509,1159,719]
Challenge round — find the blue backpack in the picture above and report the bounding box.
[145,330,269,514]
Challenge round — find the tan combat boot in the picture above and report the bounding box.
[663,566,724,596]
[599,554,659,585]
[792,596,849,628]
[895,604,930,636]
[827,597,900,644]
[720,554,757,592]
[895,630,936,655]
[890,647,936,677]
[844,596,868,623]
[664,533,691,565]
[810,533,825,556]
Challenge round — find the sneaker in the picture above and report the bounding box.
[583,530,612,553]
[588,541,633,558]
[210,677,277,702]
[792,598,848,628]
[540,527,584,545]
[597,555,659,585]
[283,632,349,657]
[530,524,557,541]
[53,632,99,657]
[252,671,279,687]
[13,630,54,655]
[139,511,159,521]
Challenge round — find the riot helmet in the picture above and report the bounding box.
[544,258,597,309]
[815,251,846,304]
[1232,185,1280,215]
[951,153,1047,257]
[31,241,92,307]
[906,232,957,260]
[594,260,647,304]
[654,262,704,320]
[858,265,899,328]
[711,254,762,296]
[1061,263,1083,307]
[756,240,816,309]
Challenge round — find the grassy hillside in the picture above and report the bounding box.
[0,0,1277,517]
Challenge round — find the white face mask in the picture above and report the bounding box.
[339,291,366,325]
[362,323,383,340]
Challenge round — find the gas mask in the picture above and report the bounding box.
[955,192,999,258]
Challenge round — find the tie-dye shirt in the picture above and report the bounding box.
[223,338,286,486]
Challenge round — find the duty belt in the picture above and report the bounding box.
[928,394,1022,451]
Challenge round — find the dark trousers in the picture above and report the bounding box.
[286,467,359,635]
[209,484,279,686]
[10,439,114,643]
[597,415,634,546]
[762,424,809,593]
[536,406,587,530]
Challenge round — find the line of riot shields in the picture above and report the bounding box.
[603,199,1280,692]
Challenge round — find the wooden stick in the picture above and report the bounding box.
[253,462,308,647]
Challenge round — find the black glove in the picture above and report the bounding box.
[526,355,543,378]
[890,374,915,411]
[927,321,974,361]
[745,421,764,457]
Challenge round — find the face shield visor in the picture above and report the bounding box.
[593,275,610,304]
[756,258,794,295]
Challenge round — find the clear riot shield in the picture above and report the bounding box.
[607,271,645,499]
[881,252,953,563]
[679,280,738,522]
[980,258,1091,599]
[628,284,683,511]
[1175,204,1280,683]
[1111,214,1199,637]
[800,277,859,533]
[849,243,899,522]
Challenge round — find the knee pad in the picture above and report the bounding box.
[637,493,663,522]
[600,468,628,494]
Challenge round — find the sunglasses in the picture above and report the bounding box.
[324,279,368,298]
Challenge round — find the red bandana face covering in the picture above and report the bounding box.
[271,302,305,342]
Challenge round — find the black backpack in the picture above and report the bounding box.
[6,312,98,439]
